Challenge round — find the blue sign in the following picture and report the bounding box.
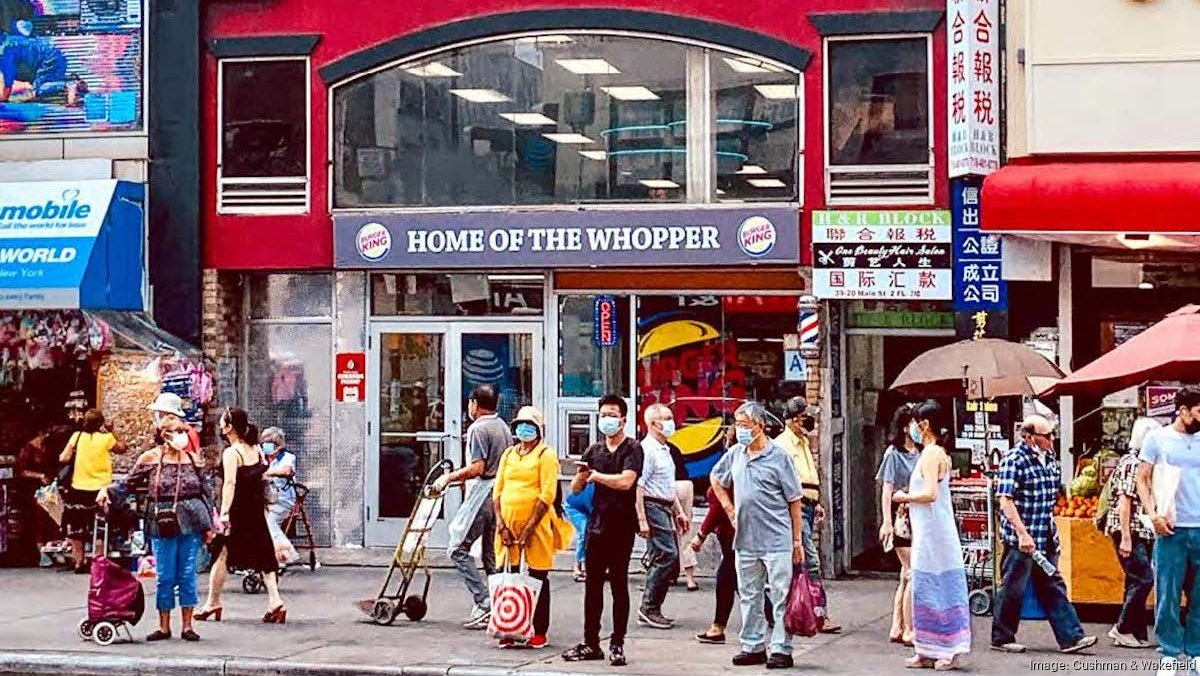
[593,295,620,347]
[951,176,1007,311]
[0,180,145,310]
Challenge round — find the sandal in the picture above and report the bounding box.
[934,657,959,671]
[905,656,935,669]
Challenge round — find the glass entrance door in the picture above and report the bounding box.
[366,321,543,547]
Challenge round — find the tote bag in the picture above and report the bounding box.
[487,552,542,642]
[1144,444,1182,531]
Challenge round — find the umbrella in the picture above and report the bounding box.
[890,338,1066,398]
[1041,305,1200,399]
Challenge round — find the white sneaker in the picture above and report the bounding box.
[1108,626,1149,649]
[463,604,490,629]
[1158,655,1186,676]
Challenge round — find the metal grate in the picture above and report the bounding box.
[246,323,333,546]
[218,177,308,214]
[826,165,933,205]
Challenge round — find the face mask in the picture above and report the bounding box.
[598,416,622,437]
[659,419,676,438]
[261,442,276,454]
[909,423,923,445]
[735,426,755,446]
[514,422,539,443]
[169,432,189,451]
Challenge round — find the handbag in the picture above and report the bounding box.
[893,504,912,540]
[784,570,824,637]
[1144,444,1182,531]
[152,452,183,539]
[487,550,542,642]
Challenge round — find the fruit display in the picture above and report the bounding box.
[1054,494,1100,519]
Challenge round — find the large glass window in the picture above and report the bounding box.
[333,33,800,207]
[558,295,631,397]
[827,38,930,166]
[370,273,544,316]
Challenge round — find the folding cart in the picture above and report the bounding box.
[950,476,1000,616]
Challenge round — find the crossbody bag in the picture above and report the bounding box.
[153,452,184,539]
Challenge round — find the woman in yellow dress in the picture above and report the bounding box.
[493,405,572,649]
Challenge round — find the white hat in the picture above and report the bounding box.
[148,392,186,418]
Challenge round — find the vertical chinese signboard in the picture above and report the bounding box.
[812,210,953,300]
[951,176,1006,312]
[948,0,1000,177]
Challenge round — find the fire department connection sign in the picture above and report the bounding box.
[812,210,953,300]
[947,0,1000,177]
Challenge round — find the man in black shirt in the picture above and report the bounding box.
[562,394,642,667]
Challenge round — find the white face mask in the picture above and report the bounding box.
[169,432,189,451]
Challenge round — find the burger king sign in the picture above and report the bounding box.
[356,222,392,261]
[737,216,777,257]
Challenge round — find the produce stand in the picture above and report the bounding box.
[1054,516,1124,606]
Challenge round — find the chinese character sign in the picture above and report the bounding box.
[952,177,1006,311]
[948,0,999,177]
[813,210,953,300]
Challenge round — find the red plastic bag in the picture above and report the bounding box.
[784,571,825,637]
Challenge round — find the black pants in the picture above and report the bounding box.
[506,565,550,636]
[715,532,737,627]
[1111,533,1154,641]
[584,529,635,648]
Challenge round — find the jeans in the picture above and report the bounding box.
[736,550,794,656]
[1154,527,1200,658]
[563,499,590,564]
[583,529,635,648]
[991,547,1085,649]
[1109,533,1153,641]
[450,502,496,608]
[641,501,679,614]
[152,533,201,612]
[504,565,550,635]
[802,504,821,579]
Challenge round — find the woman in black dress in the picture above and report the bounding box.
[196,408,287,624]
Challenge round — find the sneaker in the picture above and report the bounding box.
[637,608,673,629]
[696,631,727,645]
[463,605,490,629]
[767,653,794,670]
[38,553,53,568]
[1108,626,1149,649]
[732,651,768,667]
[562,643,605,662]
[1061,635,1098,655]
[609,644,627,667]
[990,642,1026,653]
[528,634,548,649]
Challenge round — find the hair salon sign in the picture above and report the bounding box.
[334,207,800,269]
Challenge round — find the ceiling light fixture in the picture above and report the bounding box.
[601,86,659,101]
[578,150,608,160]
[722,56,784,74]
[639,179,680,189]
[515,35,575,45]
[736,164,768,175]
[404,62,462,77]
[754,84,799,100]
[449,88,511,103]
[747,178,787,188]
[499,112,558,125]
[1138,281,1155,290]
[556,58,620,75]
[543,133,595,144]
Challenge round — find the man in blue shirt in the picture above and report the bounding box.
[710,401,804,670]
[991,414,1095,655]
[0,31,70,103]
[1138,387,1200,674]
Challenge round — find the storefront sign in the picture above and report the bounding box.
[334,207,800,269]
[849,310,954,329]
[1147,386,1181,417]
[812,210,952,300]
[783,350,807,382]
[947,0,1000,176]
[0,3,143,136]
[952,177,1006,311]
[335,352,366,403]
[0,180,145,310]
[593,295,619,347]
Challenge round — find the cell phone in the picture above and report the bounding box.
[574,460,590,470]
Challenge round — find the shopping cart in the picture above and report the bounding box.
[358,459,454,626]
[950,476,1000,616]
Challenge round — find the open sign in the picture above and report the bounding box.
[593,295,619,347]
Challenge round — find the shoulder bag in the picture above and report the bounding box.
[153,452,183,539]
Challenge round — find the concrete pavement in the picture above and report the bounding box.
[0,565,1165,674]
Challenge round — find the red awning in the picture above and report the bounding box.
[982,161,1200,234]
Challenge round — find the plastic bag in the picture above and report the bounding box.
[36,482,64,525]
[487,554,542,642]
[784,570,826,637]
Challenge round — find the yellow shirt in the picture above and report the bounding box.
[776,428,819,502]
[70,431,117,491]
[492,442,573,570]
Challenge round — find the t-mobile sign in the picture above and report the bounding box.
[333,207,800,269]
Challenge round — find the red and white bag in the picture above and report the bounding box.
[487,552,541,643]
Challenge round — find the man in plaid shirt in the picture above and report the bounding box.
[990,415,1095,655]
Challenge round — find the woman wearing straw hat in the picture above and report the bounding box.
[148,393,200,453]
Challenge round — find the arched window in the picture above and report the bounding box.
[332,32,801,208]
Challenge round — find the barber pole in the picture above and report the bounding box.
[798,295,820,356]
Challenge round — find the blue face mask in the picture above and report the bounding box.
[909,423,923,445]
[735,426,755,446]
[598,415,622,437]
[261,442,276,454]
[659,419,676,438]
[514,422,539,443]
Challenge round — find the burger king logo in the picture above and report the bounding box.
[356,222,392,261]
[737,216,777,257]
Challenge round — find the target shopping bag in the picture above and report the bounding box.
[487,555,542,642]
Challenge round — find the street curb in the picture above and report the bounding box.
[0,650,657,676]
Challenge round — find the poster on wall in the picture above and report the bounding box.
[0,0,143,136]
[812,210,953,300]
[947,0,1000,176]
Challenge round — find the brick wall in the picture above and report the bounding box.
[199,269,243,453]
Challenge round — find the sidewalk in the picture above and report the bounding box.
[0,565,1159,675]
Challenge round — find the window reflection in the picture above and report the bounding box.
[827,38,930,166]
[712,56,799,201]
